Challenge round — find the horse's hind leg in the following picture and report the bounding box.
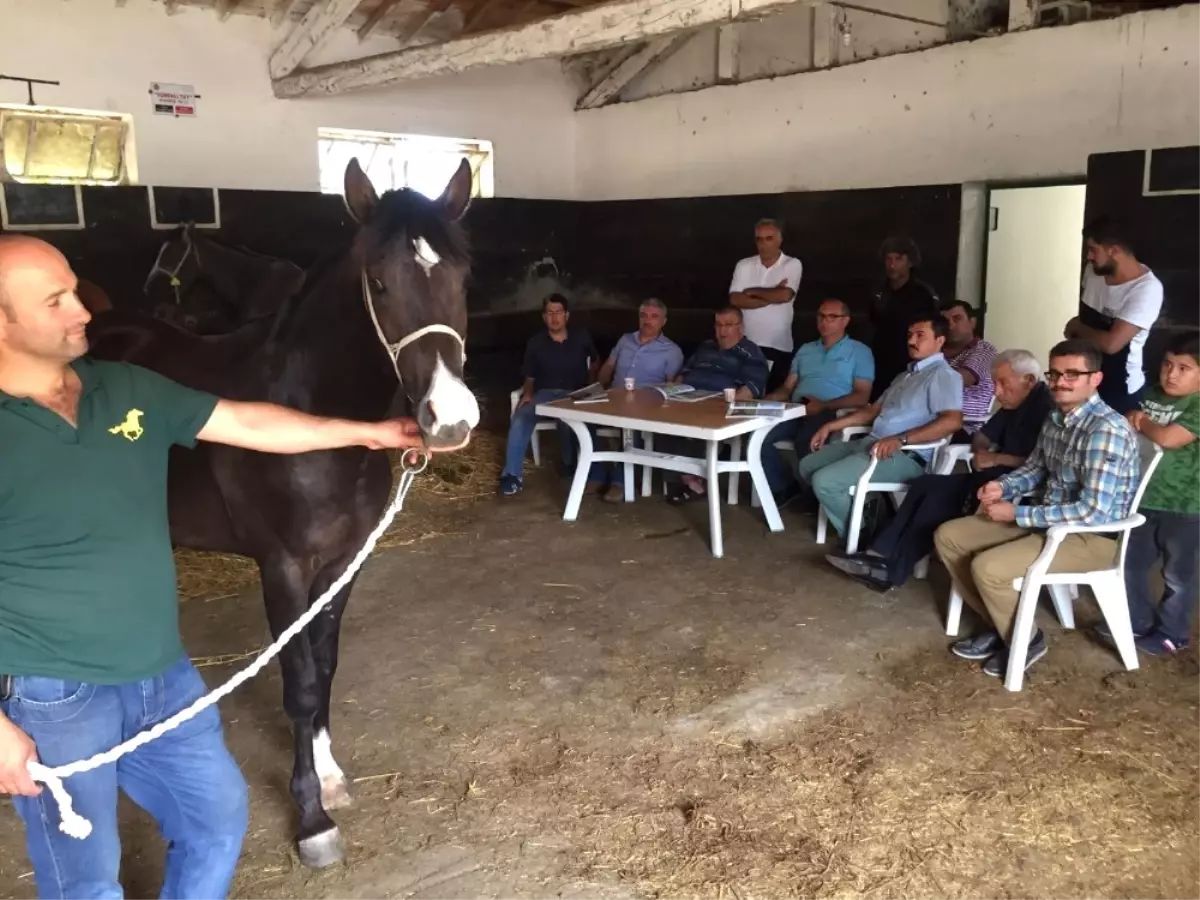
[260,556,344,869]
[307,564,359,812]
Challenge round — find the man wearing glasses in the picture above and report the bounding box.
[761,299,874,507]
[934,339,1141,679]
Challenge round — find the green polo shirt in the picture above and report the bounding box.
[0,359,219,684]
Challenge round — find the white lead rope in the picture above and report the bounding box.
[26,452,429,839]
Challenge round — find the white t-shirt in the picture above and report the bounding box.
[1080,265,1163,394]
[728,252,804,353]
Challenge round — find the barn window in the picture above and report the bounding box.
[317,128,494,200]
[0,105,136,186]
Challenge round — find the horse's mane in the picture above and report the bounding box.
[367,186,471,268]
[264,186,471,351]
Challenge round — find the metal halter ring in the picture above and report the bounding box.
[401,448,430,474]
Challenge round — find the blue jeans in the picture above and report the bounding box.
[502,388,575,479]
[1124,509,1200,644]
[587,429,643,487]
[760,409,836,494]
[1,656,249,899]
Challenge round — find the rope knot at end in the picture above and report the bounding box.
[26,761,93,839]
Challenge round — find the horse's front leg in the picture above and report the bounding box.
[259,556,343,868]
[307,562,360,812]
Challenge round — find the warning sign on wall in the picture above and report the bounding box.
[150,82,198,117]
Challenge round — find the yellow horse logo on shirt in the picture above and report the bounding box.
[108,408,145,442]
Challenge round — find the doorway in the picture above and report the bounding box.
[983,185,1087,367]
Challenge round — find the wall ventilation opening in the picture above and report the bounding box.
[1142,146,1200,197]
[0,182,84,231]
[317,128,494,200]
[147,186,221,230]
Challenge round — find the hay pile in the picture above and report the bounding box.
[173,430,504,602]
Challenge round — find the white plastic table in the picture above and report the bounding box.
[535,387,807,558]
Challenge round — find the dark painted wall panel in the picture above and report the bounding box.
[2,180,961,402]
[1084,145,1200,372]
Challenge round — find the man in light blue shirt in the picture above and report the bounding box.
[797,316,963,539]
[761,299,874,505]
[595,298,684,388]
[587,298,684,501]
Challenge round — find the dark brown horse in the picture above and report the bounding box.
[142,223,306,334]
[84,158,480,868]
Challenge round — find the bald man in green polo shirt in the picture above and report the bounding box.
[0,236,429,900]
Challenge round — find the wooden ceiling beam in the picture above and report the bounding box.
[273,0,808,97]
[356,0,406,41]
[576,33,688,109]
[393,0,455,45]
[269,0,364,79]
[270,0,305,27]
[460,0,502,31]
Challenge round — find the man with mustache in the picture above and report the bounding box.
[797,315,963,539]
[1063,216,1163,414]
[934,339,1140,679]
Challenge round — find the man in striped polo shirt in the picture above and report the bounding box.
[940,300,996,437]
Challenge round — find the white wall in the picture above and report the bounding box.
[0,0,578,198]
[575,5,1200,199]
[1,2,1196,205]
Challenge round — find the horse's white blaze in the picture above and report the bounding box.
[414,238,440,275]
[425,354,480,431]
[313,729,345,784]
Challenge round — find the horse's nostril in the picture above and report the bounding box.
[416,399,436,429]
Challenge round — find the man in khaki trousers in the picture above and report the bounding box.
[934,339,1141,679]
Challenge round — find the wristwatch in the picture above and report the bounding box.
[899,434,910,446]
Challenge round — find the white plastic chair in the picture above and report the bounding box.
[748,407,860,508]
[946,435,1164,692]
[815,426,952,554]
[510,388,557,467]
[511,383,620,468]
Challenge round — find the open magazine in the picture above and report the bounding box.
[567,382,608,403]
[725,400,788,419]
[648,383,722,402]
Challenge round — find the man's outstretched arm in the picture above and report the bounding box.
[197,400,427,454]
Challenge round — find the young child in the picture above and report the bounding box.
[1117,331,1200,655]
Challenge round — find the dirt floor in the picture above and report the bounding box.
[0,450,1197,899]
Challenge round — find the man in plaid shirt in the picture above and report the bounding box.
[933,339,1140,678]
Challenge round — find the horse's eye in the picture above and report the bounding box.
[369,277,385,293]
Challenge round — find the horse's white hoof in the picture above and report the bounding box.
[298,827,345,869]
[321,776,354,810]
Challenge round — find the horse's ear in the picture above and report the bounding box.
[437,157,473,222]
[343,158,379,224]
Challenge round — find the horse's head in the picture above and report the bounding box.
[144,224,305,334]
[343,158,479,452]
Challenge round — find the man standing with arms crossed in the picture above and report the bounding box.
[0,235,432,899]
[1064,215,1163,413]
[729,218,804,394]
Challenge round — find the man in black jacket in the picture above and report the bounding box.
[869,235,940,401]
